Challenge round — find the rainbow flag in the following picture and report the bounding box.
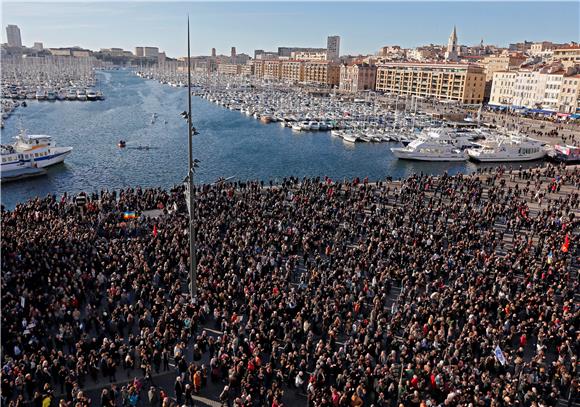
[123,211,137,220]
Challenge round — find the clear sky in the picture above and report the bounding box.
[2,1,579,58]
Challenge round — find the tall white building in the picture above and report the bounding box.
[327,35,340,61]
[445,26,459,62]
[6,25,22,48]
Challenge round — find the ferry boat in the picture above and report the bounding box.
[1,129,73,171]
[467,136,547,162]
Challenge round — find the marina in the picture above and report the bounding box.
[0,55,105,127]
[2,69,519,209]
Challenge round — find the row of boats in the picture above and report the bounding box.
[389,128,549,162]
[2,87,104,101]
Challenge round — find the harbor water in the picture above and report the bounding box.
[1,69,484,208]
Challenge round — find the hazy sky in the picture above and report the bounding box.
[2,1,579,57]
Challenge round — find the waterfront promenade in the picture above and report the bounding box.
[1,163,578,407]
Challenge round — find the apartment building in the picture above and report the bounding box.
[375,62,486,104]
[303,61,340,87]
[263,60,282,80]
[281,60,305,82]
[558,75,580,113]
[240,64,254,77]
[251,60,265,78]
[217,63,242,75]
[339,63,377,93]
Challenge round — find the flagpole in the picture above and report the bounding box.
[187,16,197,300]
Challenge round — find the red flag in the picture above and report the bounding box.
[153,225,158,237]
[561,234,570,253]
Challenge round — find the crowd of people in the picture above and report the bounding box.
[1,164,578,407]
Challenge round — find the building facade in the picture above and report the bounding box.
[303,62,340,87]
[375,62,486,104]
[290,51,327,61]
[281,60,305,82]
[6,25,22,48]
[490,68,580,113]
[558,75,580,113]
[480,53,527,82]
[488,71,516,106]
[339,63,377,93]
[135,47,159,58]
[552,46,580,66]
[240,64,254,77]
[263,60,282,80]
[217,63,242,75]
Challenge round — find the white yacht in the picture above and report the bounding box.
[391,129,472,161]
[1,129,73,171]
[467,136,547,162]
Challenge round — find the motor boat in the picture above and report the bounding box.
[467,136,547,162]
[391,129,472,161]
[76,89,87,101]
[35,89,47,101]
[1,129,72,171]
[86,89,98,101]
[67,89,77,100]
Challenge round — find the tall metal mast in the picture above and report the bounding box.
[187,16,197,300]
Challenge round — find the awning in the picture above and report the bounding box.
[570,114,580,119]
[528,109,556,115]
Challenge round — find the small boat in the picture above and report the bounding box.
[342,133,359,143]
[76,89,87,101]
[118,140,126,148]
[86,89,97,101]
[21,101,27,107]
[66,89,77,100]
[35,89,47,101]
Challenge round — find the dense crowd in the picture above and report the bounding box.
[1,165,579,407]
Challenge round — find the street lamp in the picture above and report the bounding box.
[182,17,200,301]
